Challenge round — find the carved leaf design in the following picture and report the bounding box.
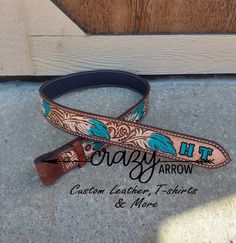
[126,102,145,122]
[147,133,176,155]
[40,99,51,117]
[62,117,110,140]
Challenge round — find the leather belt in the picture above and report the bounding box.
[34,70,231,186]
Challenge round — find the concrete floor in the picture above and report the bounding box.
[0,76,235,243]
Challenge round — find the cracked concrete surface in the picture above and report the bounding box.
[0,76,235,243]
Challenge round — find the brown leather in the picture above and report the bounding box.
[34,70,231,186]
[35,162,65,186]
[71,140,87,168]
[35,139,85,186]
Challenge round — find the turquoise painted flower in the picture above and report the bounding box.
[41,99,51,117]
[147,133,176,156]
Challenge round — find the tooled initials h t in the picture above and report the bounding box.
[179,142,213,161]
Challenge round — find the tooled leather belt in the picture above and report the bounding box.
[35,70,231,186]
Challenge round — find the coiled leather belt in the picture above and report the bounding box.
[34,70,231,186]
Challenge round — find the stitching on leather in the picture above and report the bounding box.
[39,71,230,171]
[56,98,149,172]
[45,113,229,169]
[44,100,229,167]
[42,70,148,90]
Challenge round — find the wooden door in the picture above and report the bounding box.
[0,0,236,76]
[52,0,236,34]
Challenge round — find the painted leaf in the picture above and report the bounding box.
[127,102,145,121]
[40,99,51,117]
[135,102,145,119]
[88,140,104,150]
[62,117,91,134]
[87,119,110,140]
[147,133,176,156]
[62,117,110,140]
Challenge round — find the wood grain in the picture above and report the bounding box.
[1,0,236,76]
[51,0,236,33]
[0,0,85,76]
[23,0,84,36]
[52,0,136,33]
[31,35,236,75]
[0,0,33,75]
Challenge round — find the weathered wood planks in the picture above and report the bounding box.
[32,35,236,75]
[51,0,236,34]
[0,0,236,76]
